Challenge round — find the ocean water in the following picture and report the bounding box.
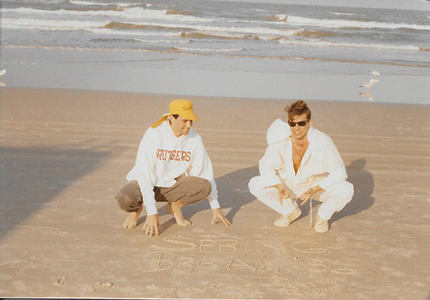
[1,0,430,103]
[2,0,430,65]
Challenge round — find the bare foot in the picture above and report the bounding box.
[122,207,143,229]
[166,202,191,226]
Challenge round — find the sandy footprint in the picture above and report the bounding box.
[90,282,115,292]
[51,276,66,286]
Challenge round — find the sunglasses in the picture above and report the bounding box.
[288,120,308,127]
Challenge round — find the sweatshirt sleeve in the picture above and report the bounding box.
[128,129,159,215]
[258,142,284,188]
[317,138,348,191]
[187,136,220,210]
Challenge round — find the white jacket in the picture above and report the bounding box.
[126,121,220,215]
[259,119,347,193]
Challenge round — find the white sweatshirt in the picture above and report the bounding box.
[126,121,220,215]
[259,119,347,194]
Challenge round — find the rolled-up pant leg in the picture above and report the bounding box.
[314,181,354,220]
[115,180,143,213]
[248,175,297,215]
[116,176,211,213]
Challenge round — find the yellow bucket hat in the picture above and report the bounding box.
[151,99,199,128]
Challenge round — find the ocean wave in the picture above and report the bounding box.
[70,0,133,6]
[180,32,262,40]
[103,21,191,32]
[278,39,423,51]
[2,16,298,40]
[70,0,107,6]
[1,44,154,53]
[293,29,337,38]
[67,6,125,12]
[70,0,109,6]
[103,24,264,40]
[165,9,195,16]
[267,13,430,31]
[90,37,142,43]
[178,25,295,37]
[90,37,189,44]
[90,28,177,37]
[2,7,121,17]
[102,20,296,38]
[172,46,245,53]
[6,0,63,3]
[2,7,217,23]
[286,15,430,31]
[180,32,240,40]
[134,39,190,44]
[2,6,154,18]
[4,5,430,33]
[2,17,106,30]
[267,14,288,22]
[329,12,356,16]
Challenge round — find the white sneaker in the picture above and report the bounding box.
[274,208,301,227]
[314,214,329,233]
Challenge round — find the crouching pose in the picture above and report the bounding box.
[248,100,353,233]
[116,99,231,236]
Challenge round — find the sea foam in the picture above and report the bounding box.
[278,39,422,51]
[287,15,430,31]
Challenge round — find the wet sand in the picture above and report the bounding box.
[1,87,430,299]
[2,47,430,105]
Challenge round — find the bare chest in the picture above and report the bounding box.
[292,143,309,174]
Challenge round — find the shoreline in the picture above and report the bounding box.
[1,47,430,105]
[3,45,430,69]
[2,86,430,108]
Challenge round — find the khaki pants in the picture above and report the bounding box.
[116,176,211,213]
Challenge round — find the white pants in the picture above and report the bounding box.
[248,176,354,220]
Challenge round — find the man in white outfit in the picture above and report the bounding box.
[248,100,354,233]
[116,99,231,236]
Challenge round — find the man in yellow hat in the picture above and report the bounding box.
[115,99,231,236]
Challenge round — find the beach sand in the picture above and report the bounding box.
[1,87,430,299]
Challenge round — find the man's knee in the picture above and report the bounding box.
[341,181,354,198]
[248,176,261,197]
[331,181,354,202]
[115,181,143,213]
[199,178,212,198]
[179,177,211,204]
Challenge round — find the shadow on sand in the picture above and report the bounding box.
[151,158,374,230]
[0,144,114,240]
[137,165,260,232]
[331,159,375,222]
[296,159,375,224]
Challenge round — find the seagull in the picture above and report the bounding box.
[361,69,380,90]
[369,70,380,76]
[359,91,373,101]
[360,78,379,89]
[359,69,380,101]
[0,69,6,87]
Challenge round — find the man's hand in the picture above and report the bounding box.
[143,214,159,236]
[211,208,232,227]
[299,185,323,206]
[274,183,289,205]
